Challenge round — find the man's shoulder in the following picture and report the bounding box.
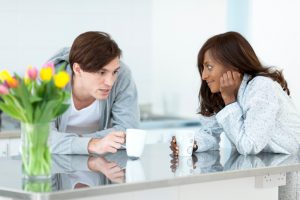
[48,47,70,65]
[119,61,131,74]
[117,61,133,81]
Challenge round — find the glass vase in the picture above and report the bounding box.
[21,122,52,180]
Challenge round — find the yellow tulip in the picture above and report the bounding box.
[40,67,53,81]
[0,70,12,82]
[54,71,70,88]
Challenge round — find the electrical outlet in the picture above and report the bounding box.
[255,173,286,188]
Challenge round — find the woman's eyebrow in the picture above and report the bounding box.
[203,61,210,65]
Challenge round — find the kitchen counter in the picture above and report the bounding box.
[0,130,20,139]
[0,143,300,200]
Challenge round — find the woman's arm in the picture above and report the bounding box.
[216,77,281,155]
[194,114,224,152]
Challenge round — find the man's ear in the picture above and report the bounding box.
[72,63,82,76]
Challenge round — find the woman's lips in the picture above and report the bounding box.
[207,81,214,86]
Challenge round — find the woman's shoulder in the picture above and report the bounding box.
[247,75,281,92]
[243,75,285,103]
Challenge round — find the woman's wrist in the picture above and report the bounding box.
[223,96,236,105]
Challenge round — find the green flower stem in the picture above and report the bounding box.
[22,123,51,178]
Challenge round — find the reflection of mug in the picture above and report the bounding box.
[175,130,195,157]
[125,129,147,159]
[126,160,145,183]
[175,156,194,177]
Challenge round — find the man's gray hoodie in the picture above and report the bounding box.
[48,48,140,154]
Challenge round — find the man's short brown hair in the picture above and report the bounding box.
[69,31,121,73]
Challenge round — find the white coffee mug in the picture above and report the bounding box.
[175,130,195,157]
[125,129,147,159]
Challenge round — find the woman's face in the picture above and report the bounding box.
[201,50,230,93]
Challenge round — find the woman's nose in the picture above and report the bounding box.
[202,69,208,80]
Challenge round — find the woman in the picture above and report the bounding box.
[171,31,300,155]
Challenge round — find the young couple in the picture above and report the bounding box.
[49,31,300,156]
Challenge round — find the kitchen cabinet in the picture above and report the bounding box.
[0,137,20,157]
[0,139,9,157]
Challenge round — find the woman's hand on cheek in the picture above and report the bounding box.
[220,71,242,105]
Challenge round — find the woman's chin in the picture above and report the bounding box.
[209,88,218,93]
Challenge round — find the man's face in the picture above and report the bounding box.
[77,57,120,100]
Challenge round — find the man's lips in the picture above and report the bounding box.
[99,89,110,94]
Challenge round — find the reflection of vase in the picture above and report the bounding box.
[21,122,51,180]
[22,178,52,192]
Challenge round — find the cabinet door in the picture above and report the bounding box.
[9,138,21,156]
[0,139,9,157]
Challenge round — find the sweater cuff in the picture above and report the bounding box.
[194,136,205,152]
[194,133,214,152]
[71,137,92,155]
[216,102,241,124]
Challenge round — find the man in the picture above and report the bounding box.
[49,31,140,155]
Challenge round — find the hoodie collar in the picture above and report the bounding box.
[237,73,251,102]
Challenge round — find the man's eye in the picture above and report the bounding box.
[97,71,105,75]
[113,70,119,75]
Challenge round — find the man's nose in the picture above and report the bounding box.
[104,74,115,86]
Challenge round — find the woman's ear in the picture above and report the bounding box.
[72,63,82,76]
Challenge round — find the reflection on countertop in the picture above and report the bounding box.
[1,143,300,200]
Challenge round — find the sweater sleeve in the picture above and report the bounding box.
[195,114,224,152]
[49,121,92,155]
[215,78,280,155]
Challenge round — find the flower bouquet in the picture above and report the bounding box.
[0,62,70,179]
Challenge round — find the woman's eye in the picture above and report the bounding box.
[207,65,213,70]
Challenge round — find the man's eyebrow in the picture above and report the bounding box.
[100,67,121,72]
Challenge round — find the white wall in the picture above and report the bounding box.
[0,0,153,104]
[1,0,299,117]
[151,0,227,117]
[249,0,300,109]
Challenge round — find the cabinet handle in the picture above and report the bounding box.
[6,143,9,157]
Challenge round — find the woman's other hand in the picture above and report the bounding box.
[170,136,179,156]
